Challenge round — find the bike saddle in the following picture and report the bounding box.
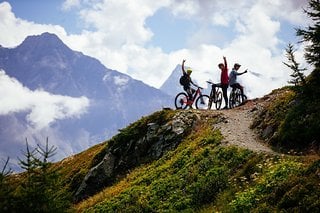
[206,81,221,87]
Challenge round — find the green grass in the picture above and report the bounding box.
[73,110,320,212]
[251,87,296,142]
[276,72,320,151]
[8,99,320,212]
[252,84,320,153]
[50,142,107,195]
[76,120,253,212]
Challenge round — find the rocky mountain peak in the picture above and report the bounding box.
[16,32,74,57]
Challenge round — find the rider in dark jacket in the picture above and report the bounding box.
[181,59,197,100]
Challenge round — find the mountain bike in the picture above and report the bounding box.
[229,87,247,108]
[175,86,209,109]
[196,81,223,110]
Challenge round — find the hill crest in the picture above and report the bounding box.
[6,87,320,212]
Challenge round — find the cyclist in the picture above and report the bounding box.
[229,63,247,102]
[218,56,229,109]
[180,59,198,103]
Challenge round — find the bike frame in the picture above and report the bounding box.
[187,87,202,105]
[180,87,201,105]
[175,85,222,110]
[205,81,223,110]
[192,87,202,100]
[207,82,221,102]
[206,82,220,102]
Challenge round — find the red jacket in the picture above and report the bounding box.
[220,57,229,85]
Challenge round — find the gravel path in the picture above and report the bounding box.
[213,102,275,154]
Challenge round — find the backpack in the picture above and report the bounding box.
[179,75,188,86]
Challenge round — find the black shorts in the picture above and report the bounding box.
[183,85,190,91]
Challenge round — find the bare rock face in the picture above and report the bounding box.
[74,110,199,202]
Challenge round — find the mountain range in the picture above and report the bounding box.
[0,32,173,169]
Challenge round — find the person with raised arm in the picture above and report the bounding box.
[179,59,199,108]
[229,63,247,102]
[218,56,229,109]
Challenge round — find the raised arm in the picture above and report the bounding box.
[182,59,186,74]
[223,56,227,69]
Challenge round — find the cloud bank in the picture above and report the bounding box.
[0,70,90,129]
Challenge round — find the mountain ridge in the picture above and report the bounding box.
[0,32,172,169]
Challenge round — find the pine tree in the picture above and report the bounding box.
[0,157,14,212]
[296,0,320,67]
[277,0,320,151]
[17,138,71,213]
[283,43,306,86]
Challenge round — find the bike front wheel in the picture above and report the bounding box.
[175,92,189,109]
[215,91,222,110]
[195,94,211,110]
[229,91,236,109]
[234,90,242,107]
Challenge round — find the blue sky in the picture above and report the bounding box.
[0,0,310,98]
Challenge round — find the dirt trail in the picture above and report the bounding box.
[212,101,275,154]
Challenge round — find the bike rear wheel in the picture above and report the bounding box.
[242,94,248,103]
[208,89,215,109]
[195,94,210,110]
[215,91,222,110]
[175,92,189,109]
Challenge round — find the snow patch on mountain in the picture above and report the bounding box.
[113,75,129,87]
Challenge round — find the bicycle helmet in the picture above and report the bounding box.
[234,63,241,68]
[187,69,192,75]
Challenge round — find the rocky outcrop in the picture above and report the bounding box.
[74,110,200,202]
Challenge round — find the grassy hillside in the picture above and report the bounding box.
[252,72,320,154]
[51,142,107,195]
[68,108,319,212]
[3,87,320,212]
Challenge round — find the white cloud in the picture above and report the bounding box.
[254,0,309,25]
[62,0,81,11]
[78,0,169,47]
[170,0,199,17]
[0,70,90,129]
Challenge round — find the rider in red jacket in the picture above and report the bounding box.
[218,56,229,109]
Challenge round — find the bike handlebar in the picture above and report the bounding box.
[206,81,221,87]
